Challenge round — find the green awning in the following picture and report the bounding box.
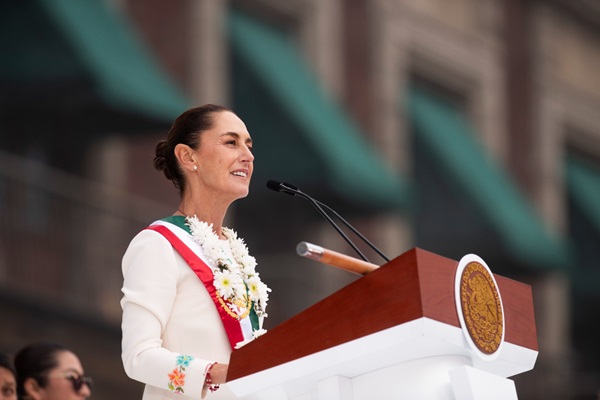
[2,0,189,122]
[566,155,600,234]
[41,0,189,120]
[408,85,571,270]
[227,10,407,210]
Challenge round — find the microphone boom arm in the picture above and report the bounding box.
[313,199,391,263]
[300,193,371,263]
[266,180,391,264]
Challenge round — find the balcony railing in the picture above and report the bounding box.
[0,150,170,325]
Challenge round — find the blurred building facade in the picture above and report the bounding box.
[1,0,599,399]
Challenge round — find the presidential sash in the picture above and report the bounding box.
[145,223,248,350]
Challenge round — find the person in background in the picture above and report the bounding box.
[13,342,92,400]
[121,104,270,399]
[0,353,17,400]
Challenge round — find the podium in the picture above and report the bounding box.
[226,248,538,399]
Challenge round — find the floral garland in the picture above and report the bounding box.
[185,216,270,327]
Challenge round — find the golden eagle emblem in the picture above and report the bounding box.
[459,261,503,354]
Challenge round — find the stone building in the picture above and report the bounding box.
[1,1,599,398]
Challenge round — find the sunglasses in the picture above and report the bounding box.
[49,373,93,393]
[66,374,93,392]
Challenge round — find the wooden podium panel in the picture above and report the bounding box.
[227,247,537,382]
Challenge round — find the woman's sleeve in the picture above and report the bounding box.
[120,229,210,397]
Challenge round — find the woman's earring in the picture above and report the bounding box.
[193,165,198,171]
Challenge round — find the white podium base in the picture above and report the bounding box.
[350,355,469,400]
[449,366,518,400]
[288,358,518,400]
[229,318,533,400]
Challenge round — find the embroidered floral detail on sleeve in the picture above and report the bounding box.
[177,354,193,368]
[167,355,194,394]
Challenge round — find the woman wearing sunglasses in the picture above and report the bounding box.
[13,342,92,400]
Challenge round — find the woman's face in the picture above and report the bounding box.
[30,351,91,400]
[192,111,254,202]
[0,367,16,400]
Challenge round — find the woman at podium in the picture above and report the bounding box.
[121,104,270,399]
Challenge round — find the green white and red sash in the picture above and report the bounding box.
[146,221,252,350]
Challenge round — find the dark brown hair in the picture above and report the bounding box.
[0,352,16,378]
[154,104,232,195]
[14,342,69,397]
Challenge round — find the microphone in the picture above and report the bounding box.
[279,182,391,262]
[267,180,369,262]
[266,180,390,263]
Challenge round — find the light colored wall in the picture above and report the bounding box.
[189,0,229,105]
[370,0,506,173]
[537,7,600,99]
[533,4,600,231]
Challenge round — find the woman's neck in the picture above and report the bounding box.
[177,194,231,239]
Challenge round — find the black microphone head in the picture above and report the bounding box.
[266,180,299,196]
[266,180,283,192]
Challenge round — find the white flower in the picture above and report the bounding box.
[246,276,263,301]
[214,270,236,299]
[205,247,222,265]
[240,255,257,273]
[185,215,271,322]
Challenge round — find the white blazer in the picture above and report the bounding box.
[121,226,238,399]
